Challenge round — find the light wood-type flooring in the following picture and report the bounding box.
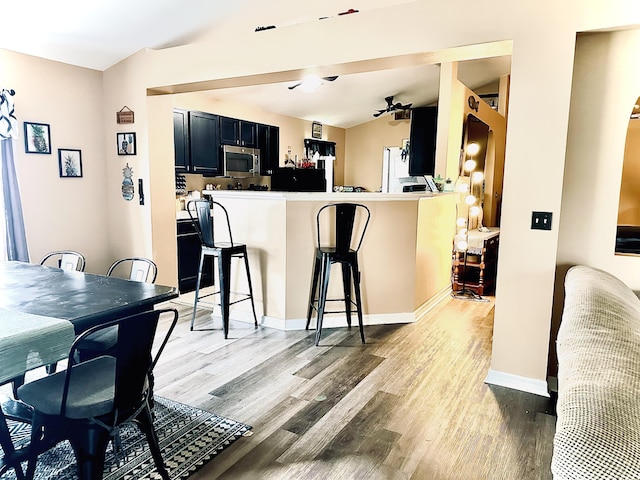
[152,294,557,480]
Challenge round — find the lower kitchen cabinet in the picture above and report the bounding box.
[177,219,214,293]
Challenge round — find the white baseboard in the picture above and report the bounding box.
[484,369,550,397]
[177,285,451,332]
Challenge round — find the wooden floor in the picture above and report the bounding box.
[152,295,557,480]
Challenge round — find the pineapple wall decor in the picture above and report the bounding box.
[23,122,51,154]
[57,148,82,178]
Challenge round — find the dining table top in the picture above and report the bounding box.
[0,261,178,333]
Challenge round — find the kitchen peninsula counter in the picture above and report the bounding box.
[179,190,456,331]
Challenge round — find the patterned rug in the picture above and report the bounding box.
[2,397,252,479]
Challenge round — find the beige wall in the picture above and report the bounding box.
[8,0,640,395]
[1,49,110,273]
[345,114,411,192]
[618,118,640,224]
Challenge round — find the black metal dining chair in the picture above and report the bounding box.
[106,257,158,283]
[306,202,371,345]
[187,199,258,338]
[39,250,86,271]
[75,256,158,362]
[17,308,178,480]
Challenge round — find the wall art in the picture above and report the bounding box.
[23,122,51,154]
[117,132,136,155]
[58,148,82,178]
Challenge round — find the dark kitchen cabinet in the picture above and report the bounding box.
[304,138,336,157]
[219,116,257,148]
[258,123,280,175]
[409,106,438,176]
[189,111,222,175]
[173,108,190,173]
[177,219,214,293]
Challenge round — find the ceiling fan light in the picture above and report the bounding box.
[298,74,323,93]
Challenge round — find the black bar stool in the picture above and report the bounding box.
[306,202,371,345]
[187,199,258,338]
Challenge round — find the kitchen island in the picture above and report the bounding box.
[177,191,456,331]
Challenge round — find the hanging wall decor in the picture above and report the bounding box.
[116,106,134,124]
[24,122,51,154]
[117,132,136,155]
[122,163,134,201]
[58,149,82,178]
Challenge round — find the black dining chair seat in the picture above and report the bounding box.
[306,202,371,346]
[75,256,158,362]
[17,308,178,480]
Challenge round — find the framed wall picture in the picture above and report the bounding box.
[23,122,51,154]
[312,122,322,139]
[117,132,136,155]
[58,149,83,178]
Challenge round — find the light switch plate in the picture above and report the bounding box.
[531,211,552,230]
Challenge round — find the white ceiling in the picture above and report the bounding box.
[1,0,511,128]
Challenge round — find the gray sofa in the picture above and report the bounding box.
[552,265,640,479]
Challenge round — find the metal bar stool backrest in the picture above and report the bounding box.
[317,203,371,254]
[188,199,234,248]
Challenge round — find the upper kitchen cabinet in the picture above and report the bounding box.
[219,116,257,148]
[409,106,438,176]
[173,108,190,173]
[188,111,222,175]
[258,123,280,175]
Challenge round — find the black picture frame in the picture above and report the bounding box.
[23,122,51,154]
[117,132,136,155]
[312,122,322,139]
[58,149,83,178]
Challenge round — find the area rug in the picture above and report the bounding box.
[3,396,252,480]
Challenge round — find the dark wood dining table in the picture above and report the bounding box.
[0,260,178,478]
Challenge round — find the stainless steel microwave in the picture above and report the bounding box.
[222,145,260,178]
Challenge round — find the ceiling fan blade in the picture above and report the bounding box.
[288,82,302,90]
[322,76,338,82]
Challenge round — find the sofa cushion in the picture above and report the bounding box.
[552,265,640,479]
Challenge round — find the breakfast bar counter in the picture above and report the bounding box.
[179,191,456,331]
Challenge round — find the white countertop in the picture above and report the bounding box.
[176,190,452,219]
[200,189,441,201]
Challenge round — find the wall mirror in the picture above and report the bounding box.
[616,97,640,255]
[462,114,490,175]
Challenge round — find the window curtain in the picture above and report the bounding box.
[0,89,29,262]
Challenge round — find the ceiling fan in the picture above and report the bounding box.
[288,75,338,90]
[373,95,412,117]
